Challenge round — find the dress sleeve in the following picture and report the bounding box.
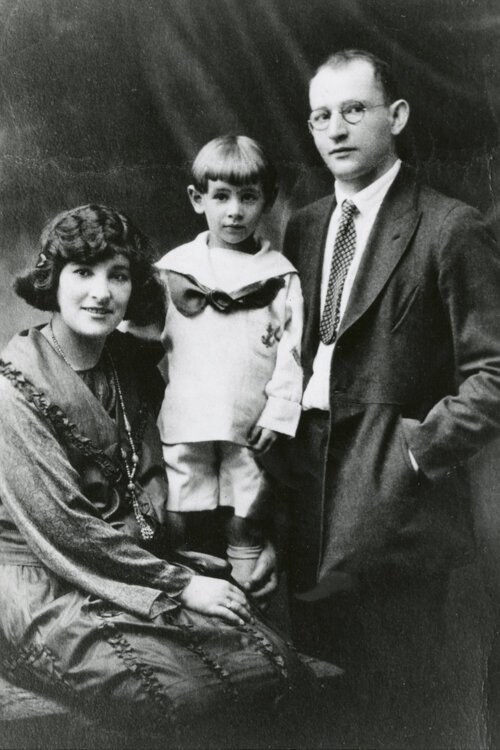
[256,273,304,436]
[0,377,192,619]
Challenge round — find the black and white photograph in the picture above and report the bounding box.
[0,1,499,748]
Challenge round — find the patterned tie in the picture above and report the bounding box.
[319,198,358,345]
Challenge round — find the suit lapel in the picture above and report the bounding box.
[337,167,422,339]
[301,195,336,353]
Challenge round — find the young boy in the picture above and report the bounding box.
[156,135,303,585]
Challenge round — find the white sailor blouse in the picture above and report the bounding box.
[156,231,304,445]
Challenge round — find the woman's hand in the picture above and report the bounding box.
[247,426,278,454]
[179,575,253,625]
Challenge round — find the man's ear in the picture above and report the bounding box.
[389,99,410,136]
[187,185,205,214]
[264,186,278,213]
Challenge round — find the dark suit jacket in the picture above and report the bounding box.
[272,164,500,586]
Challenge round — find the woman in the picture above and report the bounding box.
[0,205,335,746]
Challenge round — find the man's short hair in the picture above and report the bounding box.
[191,135,277,202]
[312,49,399,104]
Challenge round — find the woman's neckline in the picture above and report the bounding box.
[41,320,105,371]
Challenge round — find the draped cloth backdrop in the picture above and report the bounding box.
[0,0,498,344]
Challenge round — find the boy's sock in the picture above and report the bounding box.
[226,543,263,586]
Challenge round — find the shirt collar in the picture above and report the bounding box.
[335,159,401,216]
[201,230,271,257]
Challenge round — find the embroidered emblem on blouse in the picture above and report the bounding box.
[261,324,281,348]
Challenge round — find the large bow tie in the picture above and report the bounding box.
[167,271,286,317]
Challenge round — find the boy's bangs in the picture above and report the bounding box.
[192,136,276,196]
[207,165,264,186]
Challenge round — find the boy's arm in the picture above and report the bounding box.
[256,272,304,437]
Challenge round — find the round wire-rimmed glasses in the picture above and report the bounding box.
[308,101,387,130]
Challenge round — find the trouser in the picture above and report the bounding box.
[291,563,491,749]
[265,409,492,749]
[162,441,270,583]
[163,441,270,517]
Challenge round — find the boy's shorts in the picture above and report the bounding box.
[162,441,270,518]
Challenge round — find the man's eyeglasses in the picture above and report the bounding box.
[308,101,387,130]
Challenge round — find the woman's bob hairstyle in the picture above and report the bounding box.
[15,204,165,326]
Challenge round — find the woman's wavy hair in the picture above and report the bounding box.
[14,204,165,326]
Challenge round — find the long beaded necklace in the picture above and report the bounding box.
[106,351,154,541]
[49,320,154,541]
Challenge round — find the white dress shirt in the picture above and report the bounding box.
[302,159,402,411]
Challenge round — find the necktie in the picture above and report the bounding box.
[319,198,358,344]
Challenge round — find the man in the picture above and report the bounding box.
[265,49,499,747]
